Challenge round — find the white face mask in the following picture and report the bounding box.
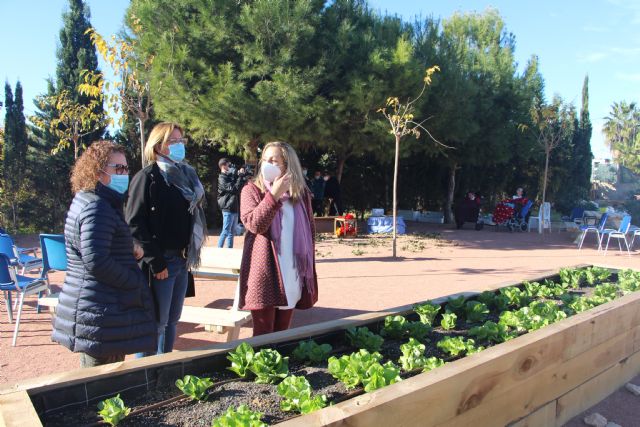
[323,176,330,182]
[261,162,282,183]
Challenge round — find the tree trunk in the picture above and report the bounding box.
[244,136,260,166]
[336,154,347,183]
[11,201,17,231]
[138,116,146,167]
[444,163,457,224]
[541,149,550,233]
[392,134,400,258]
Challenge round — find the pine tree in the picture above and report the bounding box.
[56,0,104,142]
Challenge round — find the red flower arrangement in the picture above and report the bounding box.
[335,213,357,237]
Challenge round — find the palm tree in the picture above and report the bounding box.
[603,101,640,175]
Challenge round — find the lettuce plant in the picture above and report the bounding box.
[499,287,530,308]
[227,342,255,378]
[584,266,612,286]
[558,268,583,289]
[436,336,479,357]
[277,375,327,414]
[440,312,457,330]
[249,349,289,384]
[593,283,618,301]
[464,301,489,323]
[406,321,431,342]
[97,395,130,426]
[346,327,384,352]
[292,340,332,364]
[445,296,466,315]
[328,349,394,391]
[363,361,402,392]
[175,375,214,401]
[618,269,640,293]
[396,337,443,373]
[211,405,267,427]
[398,338,426,372]
[413,302,441,325]
[381,315,408,339]
[468,321,515,343]
[476,291,495,308]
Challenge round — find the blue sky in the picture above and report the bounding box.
[3,1,639,159]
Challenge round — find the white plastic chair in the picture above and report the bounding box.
[630,227,640,250]
[528,202,551,233]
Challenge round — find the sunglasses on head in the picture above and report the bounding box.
[106,163,129,175]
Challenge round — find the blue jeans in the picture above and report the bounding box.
[137,254,188,356]
[218,211,238,248]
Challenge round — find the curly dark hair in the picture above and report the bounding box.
[70,140,126,193]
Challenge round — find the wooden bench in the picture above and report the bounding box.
[38,292,251,342]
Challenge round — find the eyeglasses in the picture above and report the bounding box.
[168,137,187,145]
[106,163,130,175]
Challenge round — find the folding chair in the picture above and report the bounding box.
[601,214,632,256]
[0,253,48,346]
[0,234,42,274]
[577,213,608,250]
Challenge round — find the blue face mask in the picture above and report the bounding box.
[168,143,186,162]
[106,174,129,194]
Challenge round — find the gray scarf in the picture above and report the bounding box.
[157,159,207,270]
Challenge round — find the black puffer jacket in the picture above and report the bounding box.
[217,171,246,213]
[52,183,157,357]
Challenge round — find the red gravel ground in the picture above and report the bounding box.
[1,223,639,424]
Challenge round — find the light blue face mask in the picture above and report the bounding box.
[106,174,130,194]
[168,142,186,162]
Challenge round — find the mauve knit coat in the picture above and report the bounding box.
[238,182,318,310]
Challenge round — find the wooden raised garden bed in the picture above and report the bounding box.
[1,265,639,426]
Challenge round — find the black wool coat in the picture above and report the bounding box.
[52,183,157,358]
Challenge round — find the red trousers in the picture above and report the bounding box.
[251,307,294,336]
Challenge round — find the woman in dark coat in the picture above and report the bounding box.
[52,141,156,368]
[239,141,318,336]
[126,122,207,355]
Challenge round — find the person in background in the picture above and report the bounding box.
[512,187,524,200]
[239,141,319,336]
[310,170,325,216]
[52,140,156,367]
[126,122,207,355]
[323,171,343,216]
[217,158,248,248]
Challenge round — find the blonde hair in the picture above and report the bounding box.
[143,122,184,165]
[254,141,307,202]
[70,140,125,193]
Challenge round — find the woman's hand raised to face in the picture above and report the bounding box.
[270,172,291,200]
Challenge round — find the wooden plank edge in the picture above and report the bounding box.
[0,391,42,427]
[554,349,640,426]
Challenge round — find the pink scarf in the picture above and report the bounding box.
[265,183,315,295]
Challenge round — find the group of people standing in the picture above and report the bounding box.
[52,123,318,368]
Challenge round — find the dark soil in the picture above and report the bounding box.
[42,273,624,427]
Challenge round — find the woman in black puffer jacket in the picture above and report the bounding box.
[52,141,156,368]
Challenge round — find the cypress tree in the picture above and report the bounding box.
[575,75,593,197]
[56,0,104,140]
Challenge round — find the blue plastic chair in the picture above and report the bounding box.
[0,253,48,346]
[39,234,67,285]
[37,234,66,314]
[0,234,42,274]
[601,214,632,255]
[577,213,608,250]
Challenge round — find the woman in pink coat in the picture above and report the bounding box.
[239,141,318,336]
